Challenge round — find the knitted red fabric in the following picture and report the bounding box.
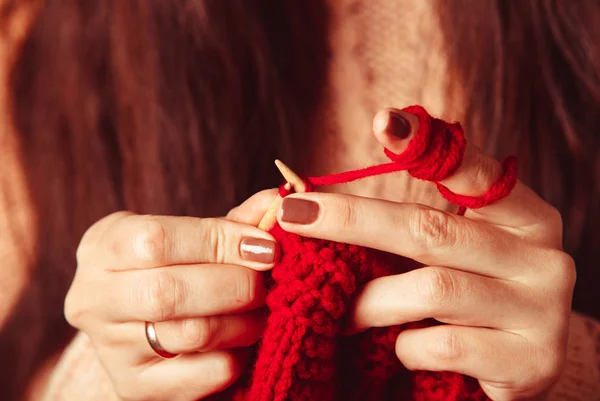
[206,106,516,401]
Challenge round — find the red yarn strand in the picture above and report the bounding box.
[301,105,517,213]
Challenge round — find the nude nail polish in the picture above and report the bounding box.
[280,198,320,225]
[240,237,278,264]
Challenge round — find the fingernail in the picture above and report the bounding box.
[280,197,320,225]
[387,111,411,139]
[240,237,279,264]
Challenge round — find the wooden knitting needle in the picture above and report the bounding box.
[257,160,307,230]
[275,159,307,193]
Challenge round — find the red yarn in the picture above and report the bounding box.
[206,106,516,401]
[305,105,517,215]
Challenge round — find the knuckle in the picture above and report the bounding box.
[182,317,220,351]
[132,215,167,264]
[76,212,130,264]
[555,251,576,286]
[410,207,455,255]
[75,239,93,266]
[543,250,577,292]
[226,206,239,221]
[138,270,184,321]
[63,287,84,328]
[535,205,564,246]
[63,273,98,329]
[545,205,563,232]
[236,270,261,307]
[337,196,360,230]
[534,250,575,330]
[535,349,564,388]
[472,153,497,191]
[431,329,464,363]
[205,218,229,264]
[75,228,101,266]
[416,267,456,309]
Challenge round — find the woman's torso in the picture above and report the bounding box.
[2,1,598,398]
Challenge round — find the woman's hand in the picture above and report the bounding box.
[64,194,277,401]
[275,109,576,401]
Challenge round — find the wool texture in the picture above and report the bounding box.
[206,106,517,401]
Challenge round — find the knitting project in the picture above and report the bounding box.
[207,106,517,401]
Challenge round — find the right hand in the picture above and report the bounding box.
[64,190,278,401]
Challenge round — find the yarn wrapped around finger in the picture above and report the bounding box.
[206,105,517,401]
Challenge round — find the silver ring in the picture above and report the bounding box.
[144,321,179,359]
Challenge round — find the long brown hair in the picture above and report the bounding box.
[1,1,599,400]
[0,1,330,399]
[437,0,600,318]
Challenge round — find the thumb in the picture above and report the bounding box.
[227,189,278,227]
[372,108,552,232]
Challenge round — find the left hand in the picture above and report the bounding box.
[272,108,576,401]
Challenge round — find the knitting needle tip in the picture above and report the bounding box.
[257,160,306,230]
[274,160,306,193]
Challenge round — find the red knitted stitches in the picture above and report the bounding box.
[248,224,365,400]
[206,106,515,401]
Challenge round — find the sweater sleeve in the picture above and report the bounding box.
[545,311,600,401]
[34,312,600,401]
[36,331,121,401]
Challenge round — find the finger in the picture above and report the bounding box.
[227,189,278,225]
[151,310,265,355]
[85,213,279,272]
[395,325,532,385]
[106,264,265,322]
[347,266,533,333]
[129,349,248,401]
[276,192,550,279]
[373,108,560,237]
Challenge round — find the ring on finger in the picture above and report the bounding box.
[145,321,179,359]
